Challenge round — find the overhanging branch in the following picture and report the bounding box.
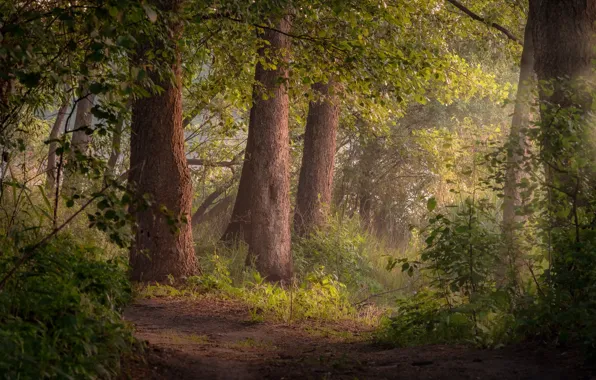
[446,0,522,45]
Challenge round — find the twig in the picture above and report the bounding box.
[526,260,546,299]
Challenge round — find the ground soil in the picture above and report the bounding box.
[121,297,594,380]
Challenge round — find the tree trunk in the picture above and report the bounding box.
[70,90,95,156]
[106,117,124,177]
[236,17,293,282]
[293,80,339,237]
[532,0,596,200]
[63,89,95,193]
[499,11,535,287]
[128,0,197,282]
[46,101,69,192]
[357,138,378,231]
[221,125,254,244]
[531,0,596,111]
[531,0,596,244]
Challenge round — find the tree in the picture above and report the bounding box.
[221,127,254,244]
[531,0,596,111]
[224,16,293,282]
[62,89,95,193]
[499,11,534,287]
[70,90,95,158]
[357,136,380,231]
[106,103,129,177]
[128,0,197,282]
[531,0,596,220]
[46,100,69,193]
[294,80,339,236]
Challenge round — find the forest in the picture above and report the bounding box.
[1,0,596,379]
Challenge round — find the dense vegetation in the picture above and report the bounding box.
[1,0,596,377]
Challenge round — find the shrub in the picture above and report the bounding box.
[377,198,516,348]
[292,217,380,294]
[518,230,596,357]
[0,234,134,379]
[375,290,474,346]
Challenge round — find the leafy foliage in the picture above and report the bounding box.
[139,250,374,325]
[0,235,134,379]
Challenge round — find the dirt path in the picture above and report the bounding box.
[122,298,593,380]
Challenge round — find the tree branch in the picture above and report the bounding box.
[187,149,245,168]
[191,182,235,226]
[187,158,241,167]
[446,0,522,45]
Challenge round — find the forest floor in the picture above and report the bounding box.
[121,298,594,380]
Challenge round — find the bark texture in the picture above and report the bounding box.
[503,15,534,232]
[294,81,339,237]
[229,17,293,282]
[531,0,596,200]
[128,0,196,282]
[531,0,596,110]
[46,101,69,192]
[499,12,535,286]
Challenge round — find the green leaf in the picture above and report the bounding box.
[427,197,437,212]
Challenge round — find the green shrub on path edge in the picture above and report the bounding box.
[0,234,135,379]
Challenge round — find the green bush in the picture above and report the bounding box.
[518,230,596,357]
[0,235,134,379]
[377,198,516,348]
[375,290,474,346]
[376,289,515,347]
[292,217,379,292]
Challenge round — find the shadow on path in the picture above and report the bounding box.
[121,298,594,380]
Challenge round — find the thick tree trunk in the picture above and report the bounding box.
[293,81,339,237]
[128,0,197,282]
[499,12,535,287]
[46,101,69,192]
[531,0,596,204]
[233,17,293,282]
[531,0,596,248]
[531,0,596,111]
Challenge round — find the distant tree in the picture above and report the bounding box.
[46,100,69,193]
[294,80,339,236]
[70,89,95,158]
[499,11,534,287]
[63,88,95,193]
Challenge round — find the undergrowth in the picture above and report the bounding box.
[0,234,135,379]
[138,252,384,326]
[141,216,412,327]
